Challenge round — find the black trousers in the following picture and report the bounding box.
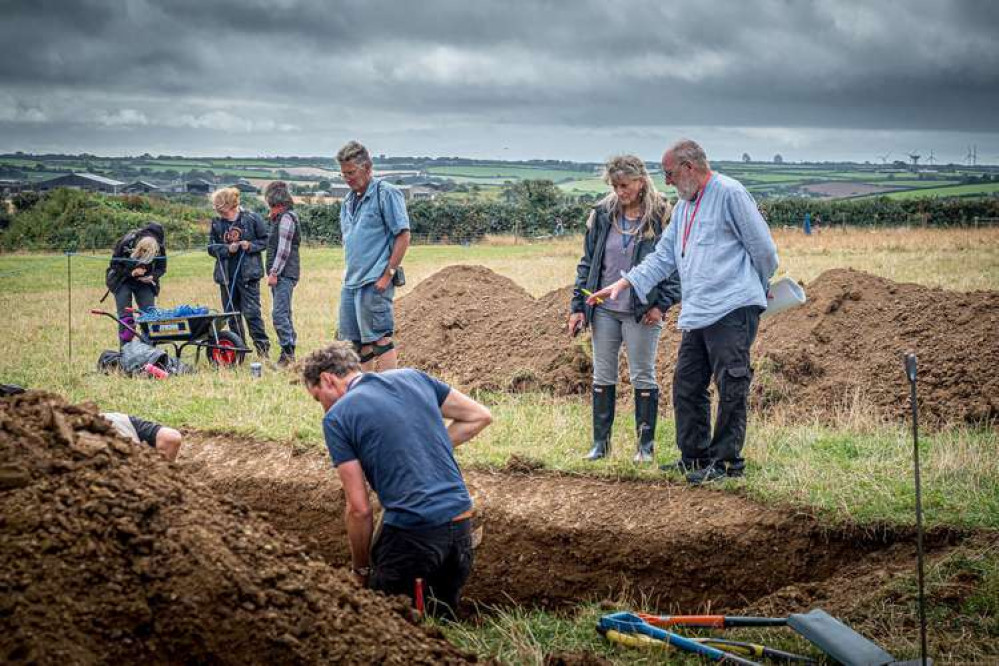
[370,519,474,620]
[672,306,760,471]
[219,281,269,353]
[114,282,155,338]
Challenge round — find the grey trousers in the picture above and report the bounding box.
[590,307,663,390]
[270,276,297,348]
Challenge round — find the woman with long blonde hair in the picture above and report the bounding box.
[568,155,680,463]
[105,221,167,341]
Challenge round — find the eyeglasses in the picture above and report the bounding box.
[662,161,690,182]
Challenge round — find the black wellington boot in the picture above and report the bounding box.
[633,387,659,463]
[584,384,616,461]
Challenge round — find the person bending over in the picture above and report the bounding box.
[301,342,492,618]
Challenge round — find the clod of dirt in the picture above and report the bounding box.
[397,265,999,426]
[502,454,545,474]
[0,392,474,665]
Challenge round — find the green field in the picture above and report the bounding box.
[427,165,596,182]
[863,182,999,200]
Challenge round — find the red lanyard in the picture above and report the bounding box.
[680,174,713,257]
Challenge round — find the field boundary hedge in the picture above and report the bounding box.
[3,188,998,252]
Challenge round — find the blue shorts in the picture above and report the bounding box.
[337,282,396,344]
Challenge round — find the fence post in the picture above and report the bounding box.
[66,252,72,363]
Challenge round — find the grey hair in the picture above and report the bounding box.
[264,180,294,208]
[336,140,372,168]
[597,154,671,237]
[300,342,361,386]
[667,139,710,171]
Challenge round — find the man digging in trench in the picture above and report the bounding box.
[301,342,492,618]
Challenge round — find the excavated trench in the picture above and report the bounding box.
[181,433,959,616]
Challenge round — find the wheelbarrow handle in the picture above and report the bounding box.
[90,309,147,342]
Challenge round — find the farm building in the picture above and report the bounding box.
[326,183,353,199]
[409,185,437,201]
[121,180,160,194]
[185,178,214,194]
[35,172,125,194]
[227,179,259,194]
[0,178,24,196]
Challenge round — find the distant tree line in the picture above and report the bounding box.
[760,196,999,227]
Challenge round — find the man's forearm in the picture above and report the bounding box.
[447,418,489,447]
[345,507,373,568]
[386,230,410,270]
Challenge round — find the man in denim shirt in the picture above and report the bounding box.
[336,141,411,371]
[588,139,778,484]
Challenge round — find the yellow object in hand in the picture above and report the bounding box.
[581,288,604,304]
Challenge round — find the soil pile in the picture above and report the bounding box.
[0,392,473,665]
[758,268,999,425]
[396,265,596,395]
[397,265,999,425]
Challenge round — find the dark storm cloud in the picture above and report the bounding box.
[0,0,996,156]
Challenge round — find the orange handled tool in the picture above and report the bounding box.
[637,613,787,629]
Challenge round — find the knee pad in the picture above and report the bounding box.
[359,340,394,364]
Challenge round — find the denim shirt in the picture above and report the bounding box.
[340,178,410,288]
[626,173,778,330]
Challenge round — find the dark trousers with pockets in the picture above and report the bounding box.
[219,281,269,353]
[369,519,474,620]
[114,282,155,338]
[672,306,760,471]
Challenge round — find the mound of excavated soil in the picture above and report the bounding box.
[397,265,999,425]
[397,265,595,396]
[0,393,473,665]
[757,268,999,425]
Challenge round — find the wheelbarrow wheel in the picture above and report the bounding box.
[208,331,247,368]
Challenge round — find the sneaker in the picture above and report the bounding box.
[685,464,727,485]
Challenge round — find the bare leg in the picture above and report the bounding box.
[374,336,398,371]
[155,427,183,462]
[359,337,398,372]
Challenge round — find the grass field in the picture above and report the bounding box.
[861,182,999,200]
[427,165,596,182]
[3,227,998,663]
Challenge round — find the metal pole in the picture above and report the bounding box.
[67,252,72,363]
[905,352,928,665]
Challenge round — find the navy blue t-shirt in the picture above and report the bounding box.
[322,369,472,528]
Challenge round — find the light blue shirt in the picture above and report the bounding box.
[626,173,778,330]
[341,178,410,288]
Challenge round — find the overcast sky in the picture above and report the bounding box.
[1,0,997,163]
